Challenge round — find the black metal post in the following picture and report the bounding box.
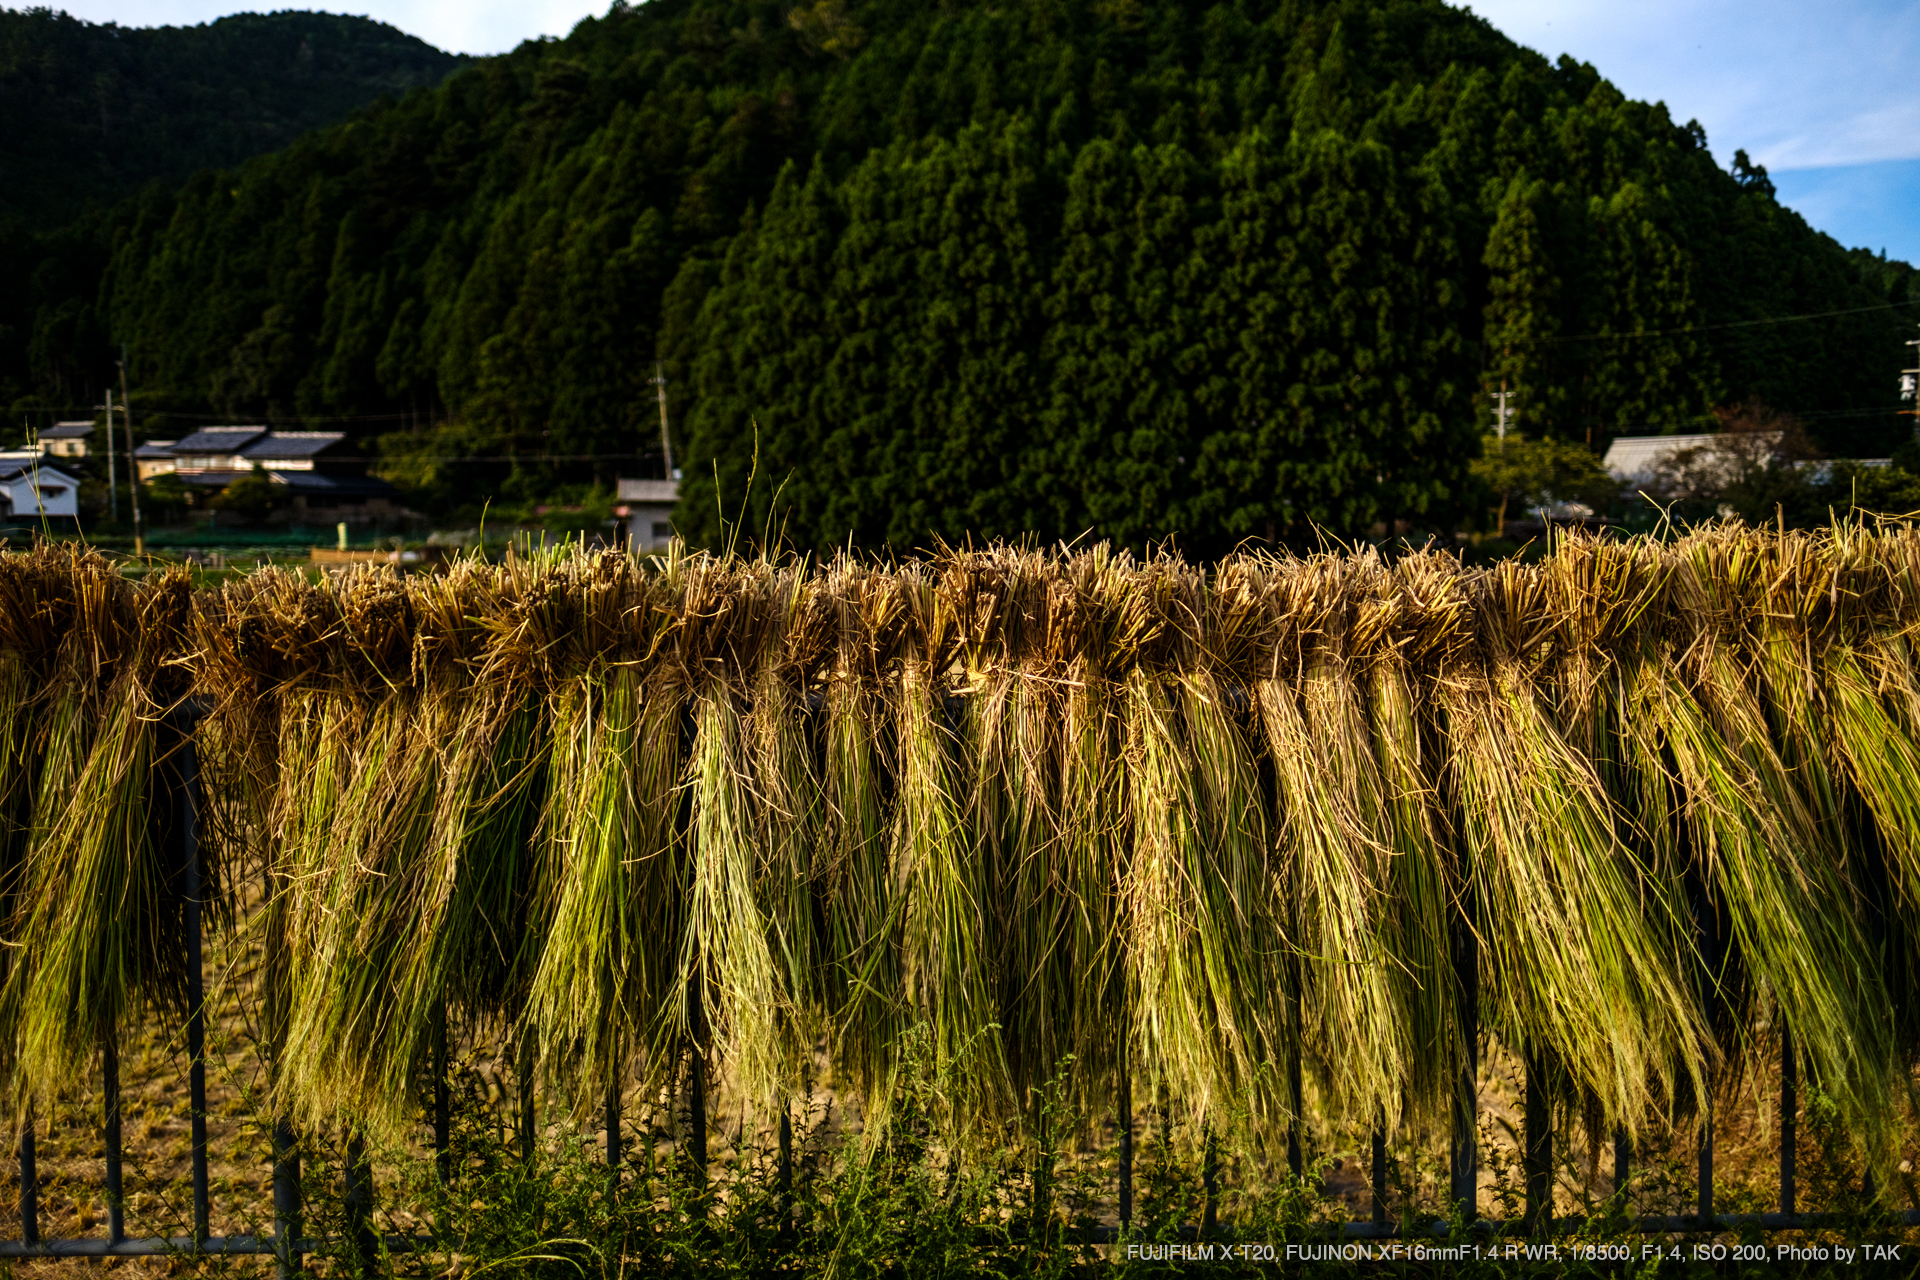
[104,1031,124,1244]
[1286,984,1304,1178]
[1524,1047,1551,1232]
[687,973,709,1208]
[343,1132,376,1280]
[1200,1126,1219,1235]
[777,1104,792,1238]
[179,716,210,1245]
[517,1039,536,1164]
[1698,1103,1713,1222]
[19,1100,36,1248]
[433,1006,451,1183]
[272,1117,301,1280]
[606,1047,623,1204]
[1450,885,1479,1219]
[1370,1123,1388,1228]
[1613,1128,1630,1203]
[1116,1054,1133,1229]
[1780,1026,1796,1216]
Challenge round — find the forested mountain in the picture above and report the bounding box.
[5,0,1914,551]
[0,8,466,229]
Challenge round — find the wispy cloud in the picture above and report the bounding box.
[1467,0,1920,170]
[51,0,601,54]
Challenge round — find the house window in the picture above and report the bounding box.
[651,522,673,540]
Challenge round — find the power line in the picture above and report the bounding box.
[1534,298,1920,346]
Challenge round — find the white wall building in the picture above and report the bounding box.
[616,478,679,552]
[1605,431,1888,490]
[0,454,79,519]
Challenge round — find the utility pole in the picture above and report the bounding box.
[104,388,119,522]
[1901,325,1920,442]
[117,354,143,557]
[1495,384,1513,442]
[650,362,676,480]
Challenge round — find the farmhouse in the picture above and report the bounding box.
[1604,431,1890,488]
[0,454,79,519]
[36,421,93,459]
[138,427,407,525]
[616,477,678,551]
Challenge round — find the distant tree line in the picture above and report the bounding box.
[0,8,466,229]
[1,0,1913,553]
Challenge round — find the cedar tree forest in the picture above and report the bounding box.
[2,0,1915,553]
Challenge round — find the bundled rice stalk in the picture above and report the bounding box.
[1252,555,1409,1133]
[0,549,111,1078]
[946,548,1082,1108]
[1540,534,1702,1136]
[1047,546,1151,1116]
[672,559,791,1114]
[267,564,494,1136]
[747,565,831,1076]
[891,560,1004,1125]
[1441,558,1704,1134]
[275,688,445,1134]
[7,565,196,1093]
[1829,524,1920,1076]
[1361,641,1457,1129]
[816,560,906,1112]
[529,666,679,1106]
[1632,538,1893,1145]
[504,552,671,1107]
[1123,558,1287,1134]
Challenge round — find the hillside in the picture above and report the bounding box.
[0,7,465,228]
[4,0,1914,552]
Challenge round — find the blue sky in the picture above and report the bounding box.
[1471,0,1920,262]
[46,0,1920,263]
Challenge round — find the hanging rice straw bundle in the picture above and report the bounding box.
[1255,554,1409,1133]
[1053,545,1147,1114]
[1440,557,1703,1134]
[0,547,132,1081]
[945,548,1076,1107]
[1634,532,1893,1142]
[1123,556,1286,1133]
[1353,568,1458,1131]
[8,563,196,1095]
[1540,534,1702,1131]
[671,558,790,1113]
[515,552,678,1107]
[891,559,1004,1124]
[746,561,831,1092]
[814,558,906,1112]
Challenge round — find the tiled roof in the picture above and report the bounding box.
[170,426,267,454]
[136,441,178,457]
[41,422,92,439]
[616,478,679,503]
[0,455,78,483]
[241,431,347,460]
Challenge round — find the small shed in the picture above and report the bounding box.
[616,478,679,552]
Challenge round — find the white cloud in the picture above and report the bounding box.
[47,0,604,54]
[1466,0,1920,170]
